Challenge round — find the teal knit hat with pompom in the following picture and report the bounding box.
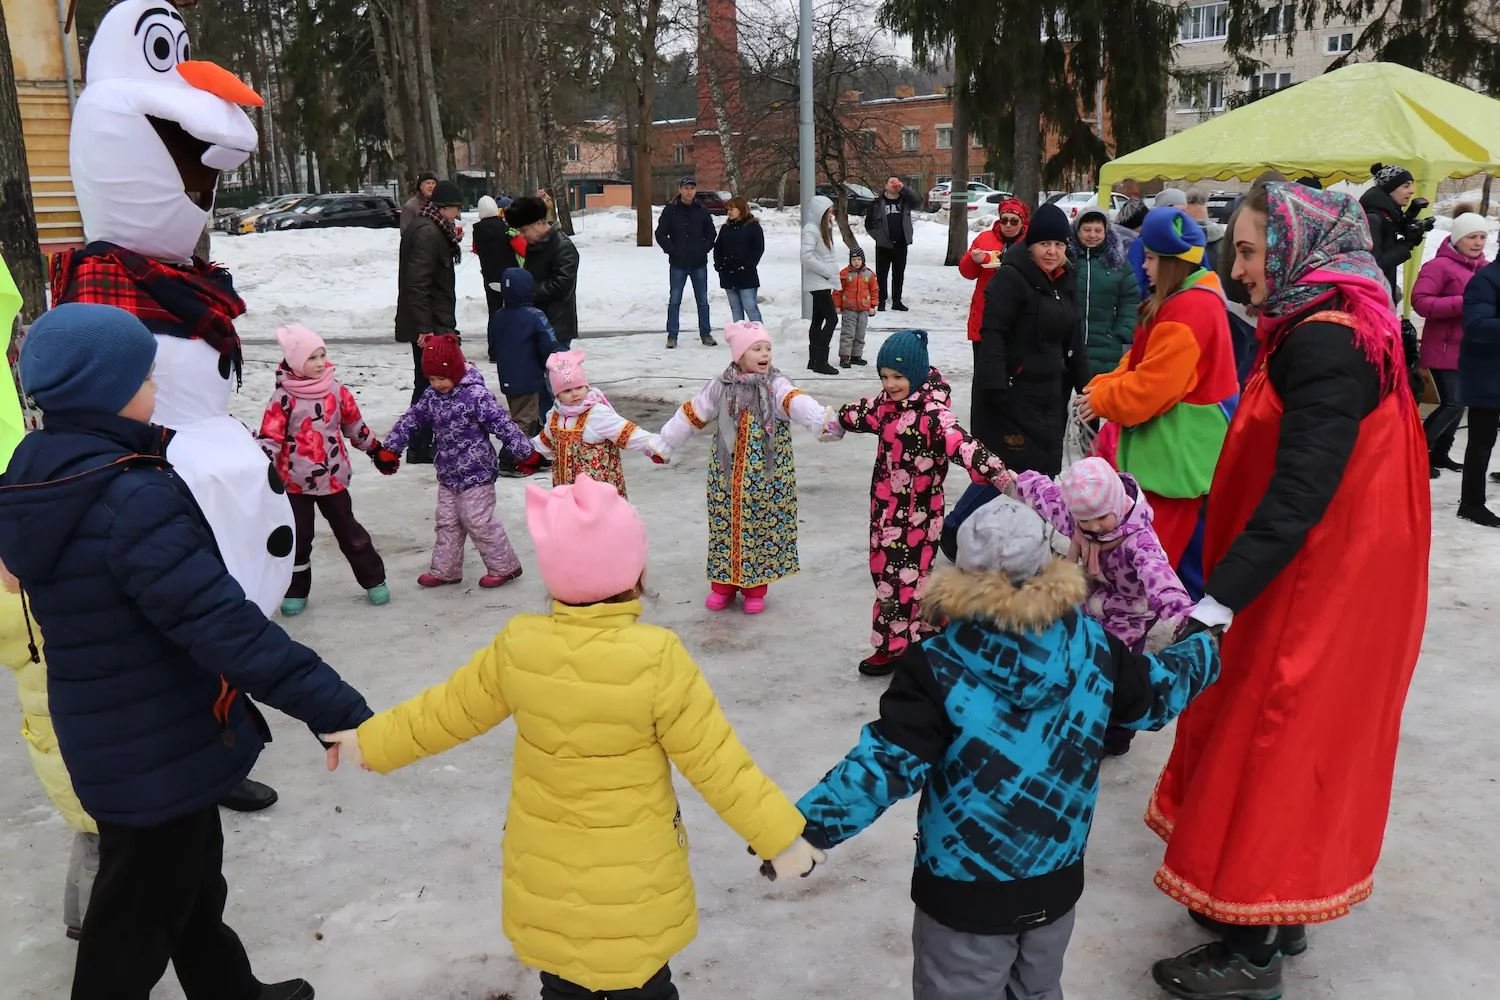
[876,329,929,388]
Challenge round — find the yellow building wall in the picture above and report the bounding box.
[3,0,84,249]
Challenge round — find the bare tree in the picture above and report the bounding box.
[368,3,411,187]
[697,0,744,192]
[0,9,45,322]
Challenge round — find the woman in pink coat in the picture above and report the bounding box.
[1413,212,1490,477]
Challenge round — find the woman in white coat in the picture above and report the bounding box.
[802,195,842,374]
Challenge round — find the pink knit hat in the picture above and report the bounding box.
[525,475,647,604]
[547,349,589,394]
[725,320,771,363]
[1058,457,1128,521]
[275,323,326,376]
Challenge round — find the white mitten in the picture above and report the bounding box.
[768,837,827,881]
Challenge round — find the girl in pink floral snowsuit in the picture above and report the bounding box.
[258,324,395,615]
[828,330,1011,675]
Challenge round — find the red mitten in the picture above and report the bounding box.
[650,452,668,465]
[371,446,401,475]
[514,450,543,474]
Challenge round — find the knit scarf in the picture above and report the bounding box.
[419,201,463,264]
[51,241,246,386]
[555,387,611,419]
[716,364,780,466]
[1070,518,1131,580]
[278,361,337,401]
[1256,183,1404,395]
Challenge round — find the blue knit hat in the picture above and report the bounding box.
[1139,207,1207,265]
[20,303,158,415]
[876,329,929,388]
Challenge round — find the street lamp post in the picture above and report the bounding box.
[799,0,814,319]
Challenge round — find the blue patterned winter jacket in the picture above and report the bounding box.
[797,559,1218,933]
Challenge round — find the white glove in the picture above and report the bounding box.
[1189,594,1234,632]
[766,837,826,881]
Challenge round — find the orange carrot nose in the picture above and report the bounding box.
[177,61,263,107]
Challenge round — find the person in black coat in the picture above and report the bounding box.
[864,177,921,311]
[1459,256,1500,525]
[395,179,465,463]
[507,195,580,348]
[1358,163,1421,304]
[0,304,371,1000]
[473,195,522,314]
[654,176,718,346]
[712,196,765,323]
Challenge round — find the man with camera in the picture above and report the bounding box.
[1359,162,1435,306]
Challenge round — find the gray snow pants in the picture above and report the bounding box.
[911,906,1075,1000]
[839,310,869,361]
[64,831,100,932]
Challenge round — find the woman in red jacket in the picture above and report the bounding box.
[958,197,1029,357]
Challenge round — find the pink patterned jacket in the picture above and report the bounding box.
[258,365,378,495]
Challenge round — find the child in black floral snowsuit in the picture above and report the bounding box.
[826,330,1012,676]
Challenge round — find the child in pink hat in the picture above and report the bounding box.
[257,323,398,616]
[531,349,668,498]
[319,474,824,998]
[1011,456,1194,754]
[657,321,835,614]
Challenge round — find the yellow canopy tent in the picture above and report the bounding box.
[1096,61,1500,307]
[0,258,26,469]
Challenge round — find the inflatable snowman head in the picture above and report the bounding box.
[71,0,262,263]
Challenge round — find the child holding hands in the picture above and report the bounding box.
[824,330,1011,676]
[321,475,821,1000]
[382,334,539,589]
[532,349,669,497]
[257,323,394,615]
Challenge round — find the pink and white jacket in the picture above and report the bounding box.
[257,364,379,495]
[1014,469,1192,650]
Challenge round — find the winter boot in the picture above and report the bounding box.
[1435,455,1463,472]
[417,573,461,587]
[1151,942,1283,1000]
[1458,504,1500,527]
[808,359,840,375]
[479,568,523,588]
[705,583,738,611]
[1103,724,1136,756]
[257,981,315,1000]
[219,777,278,813]
[700,333,718,346]
[859,652,895,676]
[666,335,678,349]
[840,357,852,368]
[367,584,391,606]
[892,301,909,312]
[280,597,308,617]
[850,356,868,366]
[741,585,767,614]
[1491,471,1500,484]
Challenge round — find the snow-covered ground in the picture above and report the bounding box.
[2,207,1498,999]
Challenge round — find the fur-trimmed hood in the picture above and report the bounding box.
[922,559,1091,710]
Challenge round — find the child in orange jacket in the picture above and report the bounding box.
[834,245,880,368]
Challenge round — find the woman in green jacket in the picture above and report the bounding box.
[1073,205,1141,378]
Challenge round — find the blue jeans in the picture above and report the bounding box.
[667,266,711,339]
[725,287,762,323]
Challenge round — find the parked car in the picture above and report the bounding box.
[693,189,733,215]
[1205,190,1237,223]
[816,182,878,216]
[926,180,998,212]
[972,191,1019,214]
[1047,191,1099,221]
[223,193,312,235]
[257,194,399,232]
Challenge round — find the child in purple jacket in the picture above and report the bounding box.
[382,335,539,588]
[1013,456,1193,754]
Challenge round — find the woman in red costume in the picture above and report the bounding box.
[1148,182,1430,999]
[958,197,1029,358]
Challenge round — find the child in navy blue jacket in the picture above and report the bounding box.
[0,303,372,1000]
[793,496,1219,1000]
[487,266,559,440]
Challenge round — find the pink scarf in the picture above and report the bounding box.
[554,386,610,419]
[1068,511,1132,579]
[279,361,338,401]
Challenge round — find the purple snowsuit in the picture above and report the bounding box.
[385,364,535,580]
[1015,469,1192,650]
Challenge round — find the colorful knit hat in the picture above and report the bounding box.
[849,245,866,266]
[1058,457,1129,521]
[725,320,771,363]
[546,349,589,394]
[1373,162,1414,194]
[1140,207,1207,265]
[421,334,465,381]
[275,323,326,377]
[876,329,929,388]
[526,474,648,605]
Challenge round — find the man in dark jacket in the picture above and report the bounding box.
[0,304,371,1000]
[1358,163,1422,304]
[1460,256,1500,526]
[400,170,438,234]
[865,176,920,311]
[507,195,580,348]
[395,179,464,463]
[654,176,717,347]
[487,267,559,439]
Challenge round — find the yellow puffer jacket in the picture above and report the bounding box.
[1,590,96,834]
[358,600,804,991]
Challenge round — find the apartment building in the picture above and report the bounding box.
[1169,2,1374,135]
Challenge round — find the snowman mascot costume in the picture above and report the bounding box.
[50,0,294,812]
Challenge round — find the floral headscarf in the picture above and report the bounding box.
[1257,182,1404,394]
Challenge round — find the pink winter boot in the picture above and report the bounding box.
[741,585,768,615]
[705,582,738,611]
